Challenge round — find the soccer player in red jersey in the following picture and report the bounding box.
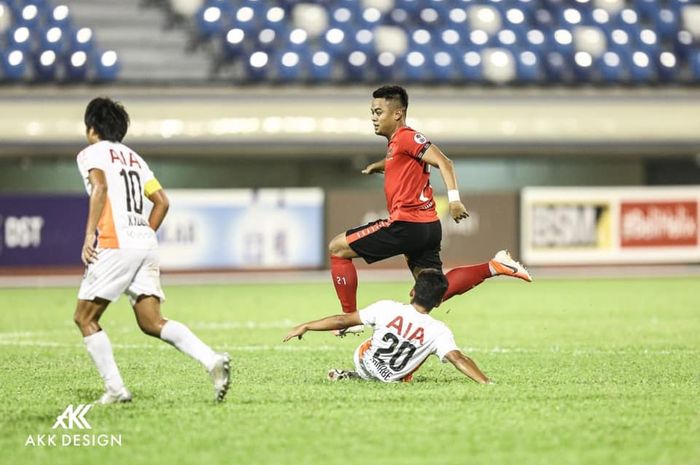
[328,85,531,316]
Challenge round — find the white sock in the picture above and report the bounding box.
[84,331,125,393]
[160,320,217,371]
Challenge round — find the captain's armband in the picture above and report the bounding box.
[144,178,163,197]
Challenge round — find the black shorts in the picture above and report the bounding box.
[346,219,442,271]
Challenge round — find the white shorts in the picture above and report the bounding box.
[78,248,165,306]
[353,338,376,381]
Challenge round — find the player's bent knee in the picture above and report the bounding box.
[73,304,95,328]
[329,233,354,258]
[137,317,167,338]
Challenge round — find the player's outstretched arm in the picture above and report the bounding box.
[82,168,108,265]
[283,312,363,342]
[444,350,491,384]
[146,188,170,232]
[421,145,469,223]
[361,159,386,175]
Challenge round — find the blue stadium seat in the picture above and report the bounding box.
[409,28,434,55]
[375,51,398,81]
[231,2,259,33]
[275,49,305,82]
[14,2,43,29]
[356,5,382,29]
[222,27,248,59]
[255,27,282,52]
[402,50,431,82]
[345,49,375,82]
[47,3,71,29]
[195,2,230,39]
[40,25,68,54]
[503,6,530,37]
[573,51,596,83]
[1,48,28,81]
[431,49,456,82]
[459,49,483,82]
[654,8,679,40]
[599,51,627,84]
[547,27,575,56]
[628,50,657,83]
[244,49,270,81]
[515,49,543,83]
[64,49,88,81]
[308,49,333,82]
[262,4,288,34]
[544,51,573,83]
[328,4,359,29]
[33,49,58,80]
[385,7,411,28]
[95,50,119,81]
[71,27,95,53]
[657,50,681,82]
[416,5,446,28]
[8,25,33,53]
[322,27,350,58]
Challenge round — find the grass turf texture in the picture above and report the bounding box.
[0,277,699,465]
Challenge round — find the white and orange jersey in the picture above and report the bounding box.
[358,300,459,382]
[77,140,160,250]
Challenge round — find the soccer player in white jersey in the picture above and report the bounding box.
[73,97,231,404]
[284,269,490,384]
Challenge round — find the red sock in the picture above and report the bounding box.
[330,255,358,313]
[442,263,492,302]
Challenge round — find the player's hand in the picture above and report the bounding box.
[81,234,98,265]
[449,201,469,223]
[361,163,384,175]
[283,325,307,342]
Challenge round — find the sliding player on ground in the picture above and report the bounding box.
[284,269,490,384]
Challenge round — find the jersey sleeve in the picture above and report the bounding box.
[434,327,460,362]
[76,145,108,176]
[359,300,393,327]
[138,159,161,196]
[399,130,432,160]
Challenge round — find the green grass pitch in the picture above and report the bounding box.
[1,277,699,465]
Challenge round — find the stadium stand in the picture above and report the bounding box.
[1,0,700,84]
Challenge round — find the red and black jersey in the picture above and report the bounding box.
[383,126,437,223]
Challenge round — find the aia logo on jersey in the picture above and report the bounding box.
[414,133,427,145]
[386,147,394,160]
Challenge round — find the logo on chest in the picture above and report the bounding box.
[386,315,425,345]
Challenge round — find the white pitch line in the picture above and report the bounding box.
[0,337,696,355]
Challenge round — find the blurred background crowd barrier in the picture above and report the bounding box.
[0,0,699,273]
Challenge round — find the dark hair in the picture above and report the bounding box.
[372,85,408,110]
[411,269,448,311]
[84,97,129,142]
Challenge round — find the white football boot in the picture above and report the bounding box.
[209,352,231,402]
[489,250,532,282]
[333,324,365,338]
[327,369,359,381]
[96,386,132,405]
